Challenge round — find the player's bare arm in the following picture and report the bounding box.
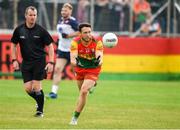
[67,31,80,38]
[70,50,78,67]
[96,41,104,66]
[70,40,78,66]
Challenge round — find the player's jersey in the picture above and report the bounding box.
[57,16,78,52]
[71,36,103,68]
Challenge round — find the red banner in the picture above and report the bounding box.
[1,34,180,78]
[104,37,180,55]
[0,34,75,79]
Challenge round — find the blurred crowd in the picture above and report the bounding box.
[0,0,180,36]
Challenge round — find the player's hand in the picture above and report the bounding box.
[76,57,84,67]
[45,62,54,73]
[12,59,20,71]
[92,56,100,66]
[62,33,68,38]
[55,39,59,46]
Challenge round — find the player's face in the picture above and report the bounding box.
[25,9,37,25]
[61,7,72,19]
[81,27,92,42]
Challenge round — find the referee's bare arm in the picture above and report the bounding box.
[47,43,54,63]
[45,43,54,73]
[11,43,17,60]
[11,43,19,70]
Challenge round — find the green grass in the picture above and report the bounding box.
[0,80,180,129]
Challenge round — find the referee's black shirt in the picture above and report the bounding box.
[11,23,54,61]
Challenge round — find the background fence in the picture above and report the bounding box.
[0,0,180,36]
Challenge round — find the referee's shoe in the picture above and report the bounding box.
[34,111,44,117]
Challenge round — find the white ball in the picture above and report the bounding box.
[102,32,118,48]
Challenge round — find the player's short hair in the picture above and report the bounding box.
[63,3,73,10]
[78,23,91,32]
[25,6,37,15]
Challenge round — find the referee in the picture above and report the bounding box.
[11,6,54,117]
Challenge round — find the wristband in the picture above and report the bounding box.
[48,61,55,65]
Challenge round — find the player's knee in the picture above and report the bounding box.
[54,66,62,74]
[80,87,88,95]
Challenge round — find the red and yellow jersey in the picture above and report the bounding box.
[71,36,103,69]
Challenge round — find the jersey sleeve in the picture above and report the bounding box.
[11,27,19,44]
[70,40,78,52]
[57,19,63,34]
[96,40,103,51]
[70,19,79,31]
[42,29,54,45]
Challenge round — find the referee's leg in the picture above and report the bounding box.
[32,80,44,117]
[31,60,46,117]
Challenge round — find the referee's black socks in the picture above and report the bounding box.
[35,90,44,113]
[28,90,44,113]
[28,91,36,100]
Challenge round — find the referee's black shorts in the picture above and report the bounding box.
[21,58,46,83]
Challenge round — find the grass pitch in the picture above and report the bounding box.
[0,79,180,129]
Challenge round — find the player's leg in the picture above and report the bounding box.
[48,58,67,98]
[70,79,96,125]
[77,80,83,91]
[69,72,83,125]
[76,79,95,112]
[49,50,70,98]
[87,74,98,94]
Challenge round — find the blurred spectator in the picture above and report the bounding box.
[133,0,151,31]
[112,0,130,31]
[0,0,11,28]
[178,13,180,34]
[148,0,166,33]
[94,0,109,31]
[0,0,178,35]
[77,0,90,23]
[94,0,123,31]
[140,14,161,37]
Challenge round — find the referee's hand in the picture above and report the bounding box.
[12,60,20,71]
[45,62,54,73]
